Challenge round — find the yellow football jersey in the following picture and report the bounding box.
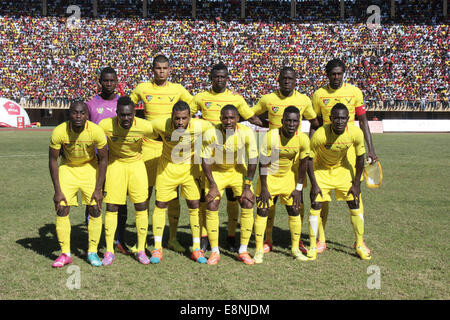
[130,81,193,121]
[50,120,107,166]
[202,123,258,172]
[260,128,310,177]
[253,90,317,129]
[99,117,155,163]
[189,89,255,124]
[312,83,364,125]
[310,124,366,169]
[151,117,213,164]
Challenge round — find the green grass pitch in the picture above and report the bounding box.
[0,129,448,300]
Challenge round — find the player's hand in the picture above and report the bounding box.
[310,183,323,205]
[366,151,378,164]
[347,184,361,208]
[289,189,303,210]
[240,187,255,205]
[90,189,103,212]
[53,191,68,211]
[257,188,272,209]
[206,183,221,203]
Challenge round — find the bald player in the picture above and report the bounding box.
[130,54,193,253]
[49,101,108,268]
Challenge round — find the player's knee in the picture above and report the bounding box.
[56,206,69,217]
[88,206,101,218]
[257,208,269,218]
[186,199,200,209]
[347,200,360,210]
[207,200,220,211]
[134,202,147,211]
[239,198,253,209]
[286,206,300,217]
[311,202,322,211]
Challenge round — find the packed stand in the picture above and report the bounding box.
[0,0,448,111]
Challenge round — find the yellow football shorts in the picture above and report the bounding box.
[142,139,163,187]
[312,164,356,202]
[256,170,296,208]
[58,162,98,206]
[104,159,149,205]
[204,168,252,201]
[155,160,201,202]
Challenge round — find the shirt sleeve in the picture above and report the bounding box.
[298,132,311,160]
[244,127,258,159]
[49,127,62,150]
[201,127,216,159]
[251,96,267,116]
[302,96,317,120]
[93,124,107,149]
[129,84,142,104]
[353,127,366,157]
[311,91,322,118]
[179,85,194,104]
[236,95,255,120]
[189,94,200,117]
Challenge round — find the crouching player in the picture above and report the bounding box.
[253,106,310,263]
[49,101,108,267]
[307,103,372,261]
[99,96,155,265]
[201,105,258,265]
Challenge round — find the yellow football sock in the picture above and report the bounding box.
[205,209,219,249]
[289,214,301,250]
[189,208,201,250]
[254,214,268,251]
[167,198,180,241]
[265,205,276,243]
[152,206,166,249]
[308,208,321,249]
[227,200,239,237]
[104,211,118,253]
[135,210,148,252]
[350,198,365,247]
[199,201,208,237]
[318,201,329,243]
[56,215,71,254]
[87,215,102,253]
[239,208,254,247]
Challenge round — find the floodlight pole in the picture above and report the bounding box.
[340,0,344,19]
[42,0,47,16]
[291,0,296,19]
[391,0,395,18]
[444,0,448,18]
[241,0,245,19]
[143,0,147,18]
[192,0,196,19]
[93,0,98,17]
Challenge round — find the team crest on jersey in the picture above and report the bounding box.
[97,107,103,114]
[146,95,153,102]
[272,106,279,113]
[205,102,212,109]
[323,99,329,105]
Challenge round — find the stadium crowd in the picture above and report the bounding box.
[0,0,448,110]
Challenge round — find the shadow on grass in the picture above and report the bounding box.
[16,222,137,262]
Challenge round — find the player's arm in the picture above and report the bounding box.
[289,156,307,210]
[91,145,108,211]
[251,98,268,127]
[355,88,377,163]
[357,112,377,163]
[49,147,67,211]
[309,92,323,138]
[201,157,220,203]
[347,154,365,207]
[241,129,258,203]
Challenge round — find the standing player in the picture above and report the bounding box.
[86,66,129,255]
[252,66,320,254]
[310,58,377,253]
[253,106,310,264]
[149,101,213,264]
[49,101,108,267]
[130,54,194,253]
[307,103,372,261]
[189,62,263,252]
[201,105,258,265]
[99,97,155,265]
